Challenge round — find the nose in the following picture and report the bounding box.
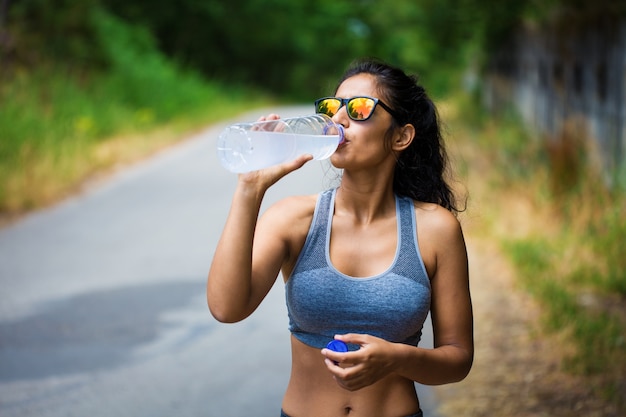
[332,104,349,127]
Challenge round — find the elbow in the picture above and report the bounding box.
[207,299,238,323]
[209,306,238,324]
[452,350,474,383]
[207,296,248,324]
[451,364,472,383]
[210,310,242,324]
[206,281,246,323]
[431,345,473,384]
[209,306,247,324]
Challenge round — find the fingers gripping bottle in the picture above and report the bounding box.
[216,114,345,173]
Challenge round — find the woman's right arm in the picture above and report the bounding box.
[207,154,312,323]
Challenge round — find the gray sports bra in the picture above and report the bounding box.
[285,188,431,349]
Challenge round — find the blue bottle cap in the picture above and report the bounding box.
[326,340,348,352]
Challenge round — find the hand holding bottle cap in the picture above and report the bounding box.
[325,340,348,365]
[326,340,348,352]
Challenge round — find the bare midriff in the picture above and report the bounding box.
[281,336,420,417]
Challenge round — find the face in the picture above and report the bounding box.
[329,73,397,170]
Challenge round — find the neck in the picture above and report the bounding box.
[335,173,396,225]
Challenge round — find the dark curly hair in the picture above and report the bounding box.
[337,58,464,215]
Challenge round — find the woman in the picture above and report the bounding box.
[207,58,473,417]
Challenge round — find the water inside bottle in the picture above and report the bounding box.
[217,129,294,173]
[293,133,341,160]
[217,129,340,173]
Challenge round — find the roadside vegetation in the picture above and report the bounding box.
[0,8,273,217]
[1,0,601,216]
[450,92,626,410]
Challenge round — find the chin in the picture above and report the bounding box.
[329,154,344,169]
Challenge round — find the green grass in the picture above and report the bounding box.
[452,91,626,405]
[504,237,625,374]
[0,67,269,214]
[0,8,274,215]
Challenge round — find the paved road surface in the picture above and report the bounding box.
[0,106,439,417]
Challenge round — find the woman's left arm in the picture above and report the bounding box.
[400,208,473,385]
[322,208,473,390]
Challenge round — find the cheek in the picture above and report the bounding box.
[330,124,392,165]
[330,138,389,168]
[361,129,392,155]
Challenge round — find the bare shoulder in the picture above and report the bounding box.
[262,194,318,223]
[412,201,467,280]
[413,201,463,239]
[258,194,318,272]
[258,194,318,241]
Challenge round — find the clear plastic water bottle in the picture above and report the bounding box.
[216,114,344,173]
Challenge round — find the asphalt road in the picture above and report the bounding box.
[0,106,439,417]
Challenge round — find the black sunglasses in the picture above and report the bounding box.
[314,96,398,121]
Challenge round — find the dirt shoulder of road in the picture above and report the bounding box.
[432,234,620,417]
[429,108,623,416]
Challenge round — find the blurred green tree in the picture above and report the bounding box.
[6,0,568,98]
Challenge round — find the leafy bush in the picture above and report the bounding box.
[0,7,269,214]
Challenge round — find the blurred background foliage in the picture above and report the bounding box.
[1,0,548,213]
[2,0,557,99]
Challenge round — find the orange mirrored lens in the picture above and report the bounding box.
[317,98,341,117]
[347,97,375,120]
